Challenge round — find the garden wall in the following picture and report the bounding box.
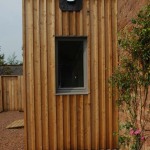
[118,0,149,31]
[118,1,150,149]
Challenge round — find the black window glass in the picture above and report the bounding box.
[57,40,84,88]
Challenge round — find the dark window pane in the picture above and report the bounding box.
[58,41,84,88]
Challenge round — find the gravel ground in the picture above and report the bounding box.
[0,111,24,150]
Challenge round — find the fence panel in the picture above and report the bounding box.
[0,76,24,111]
[0,77,3,112]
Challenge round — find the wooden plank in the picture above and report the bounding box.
[39,0,49,149]
[108,0,113,148]
[21,76,24,111]
[18,76,22,111]
[8,77,10,110]
[11,77,16,110]
[112,0,118,148]
[4,77,7,111]
[16,77,20,111]
[62,12,69,35]
[84,95,91,150]
[18,77,22,111]
[98,0,106,148]
[23,0,28,149]
[70,95,77,149]
[15,77,18,110]
[24,10,30,147]
[84,1,91,149]
[56,96,64,150]
[55,0,62,36]
[54,9,64,128]
[12,77,15,110]
[83,0,88,35]
[26,0,36,149]
[6,119,24,129]
[89,1,94,147]
[19,76,24,111]
[105,0,113,148]
[76,9,83,36]
[63,96,70,149]
[69,12,76,36]
[11,77,14,110]
[47,0,57,149]
[90,0,99,149]
[3,77,6,110]
[8,77,11,110]
[12,77,18,111]
[2,77,5,111]
[105,0,110,146]
[93,0,100,148]
[77,95,84,149]
[3,77,8,111]
[18,76,21,111]
[33,0,43,149]
[0,77,3,112]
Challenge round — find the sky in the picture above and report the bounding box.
[0,0,22,62]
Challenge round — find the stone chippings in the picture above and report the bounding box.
[0,111,24,150]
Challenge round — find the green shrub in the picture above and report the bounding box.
[110,4,150,150]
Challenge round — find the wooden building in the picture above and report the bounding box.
[23,0,118,149]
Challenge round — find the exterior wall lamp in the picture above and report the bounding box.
[67,0,75,2]
[59,0,82,11]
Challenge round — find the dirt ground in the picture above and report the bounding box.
[0,111,24,150]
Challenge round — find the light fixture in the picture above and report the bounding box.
[59,0,82,11]
[67,0,75,2]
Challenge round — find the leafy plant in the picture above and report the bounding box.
[0,48,23,75]
[110,4,150,150]
[0,49,6,65]
[7,52,23,65]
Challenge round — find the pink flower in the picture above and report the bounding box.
[141,136,145,141]
[134,129,141,135]
[130,128,135,135]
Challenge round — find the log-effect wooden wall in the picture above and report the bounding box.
[0,76,24,112]
[23,0,118,149]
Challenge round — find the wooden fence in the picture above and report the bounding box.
[0,76,24,112]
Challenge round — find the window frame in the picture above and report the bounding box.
[55,36,88,95]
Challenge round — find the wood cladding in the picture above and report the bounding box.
[0,76,24,112]
[23,0,118,149]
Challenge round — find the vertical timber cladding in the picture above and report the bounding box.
[23,0,118,150]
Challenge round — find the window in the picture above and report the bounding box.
[56,37,88,94]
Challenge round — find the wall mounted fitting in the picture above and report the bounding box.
[59,0,82,11]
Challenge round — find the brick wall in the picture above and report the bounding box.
[118,0,149,31]
[118,1,150,149]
